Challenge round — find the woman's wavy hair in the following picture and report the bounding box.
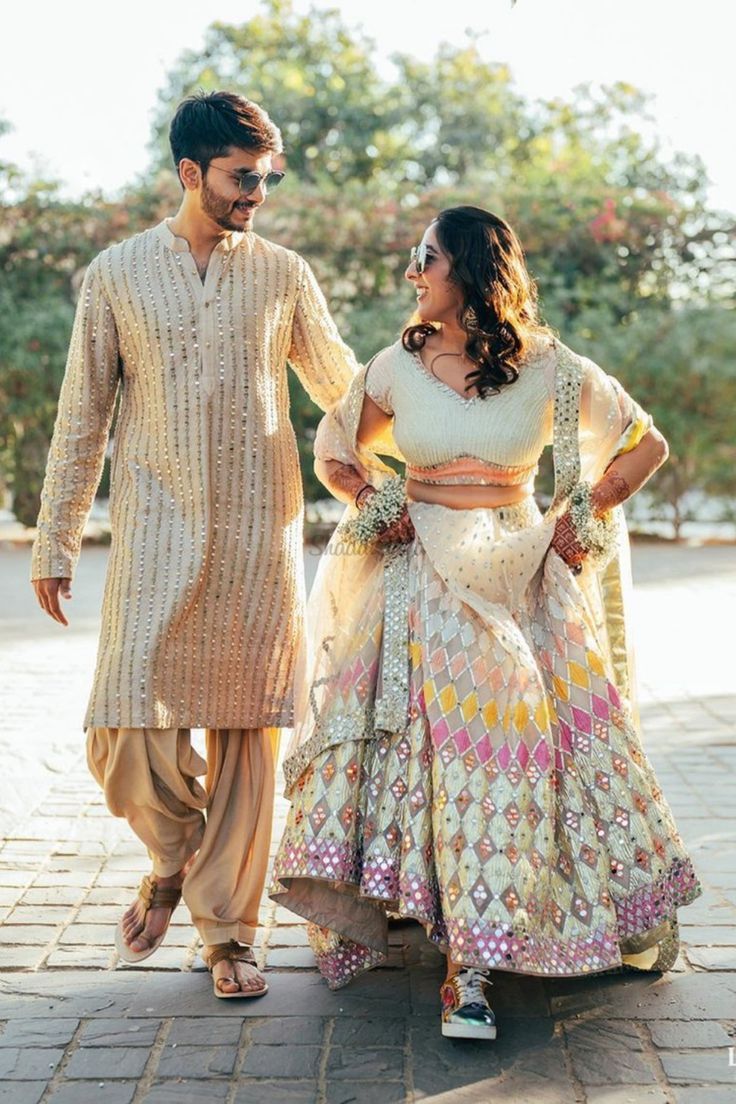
[402,206,551,398]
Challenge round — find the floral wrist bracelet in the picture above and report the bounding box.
[343,476,407,550]
[568,481,618,563]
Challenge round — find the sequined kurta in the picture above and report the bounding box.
[31,220,358,728]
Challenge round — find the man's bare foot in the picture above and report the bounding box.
[121,871,184,953]
[203,942,266,995]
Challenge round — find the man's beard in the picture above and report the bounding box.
[201,177,254,232]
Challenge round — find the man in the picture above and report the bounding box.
[31,91,358,998]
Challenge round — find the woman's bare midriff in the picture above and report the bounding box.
[406,479,533,510]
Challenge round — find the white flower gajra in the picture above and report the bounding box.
[569,480,619,567]
[341,475,407,550]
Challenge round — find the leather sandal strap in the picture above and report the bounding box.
[138,875,157,905]
[137,875,181,911]
[206,940,257,971]
[149,886,182,910]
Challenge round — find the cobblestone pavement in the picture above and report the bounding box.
[1,542,735,1103]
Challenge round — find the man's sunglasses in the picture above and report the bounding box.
[410,243,433,274]
[205,164,286,196]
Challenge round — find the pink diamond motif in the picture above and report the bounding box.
[497,742,511,770]
[558,720,573,752]
[571,706,592,735]
[516,742,530,769]
[454,728,471,754]
[533,740,551,771]
[592,694,610,720]
[476,734,492,764]
[433,718,451,747]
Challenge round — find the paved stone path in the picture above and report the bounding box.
[1,542,736,1103]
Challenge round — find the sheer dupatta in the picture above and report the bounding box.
[282,341,653,795]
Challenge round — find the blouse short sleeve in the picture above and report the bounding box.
[364,347,394,416]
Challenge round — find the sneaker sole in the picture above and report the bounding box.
[442,1022,497,1040]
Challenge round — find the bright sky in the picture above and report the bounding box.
[1,0,733,211]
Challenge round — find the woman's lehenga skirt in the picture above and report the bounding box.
[271,499,702,990]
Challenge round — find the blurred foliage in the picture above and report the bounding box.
[1,0,734,527]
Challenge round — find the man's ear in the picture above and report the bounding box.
[178,158,201,192]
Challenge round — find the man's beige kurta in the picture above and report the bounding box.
[31,220,358,729]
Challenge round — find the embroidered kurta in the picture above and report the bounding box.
[31,220,358,729]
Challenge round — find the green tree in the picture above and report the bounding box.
[3,4,734,528]
[149,0,404,186]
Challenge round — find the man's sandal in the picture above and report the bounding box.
[114,874,182,964]
[205,940,268,999]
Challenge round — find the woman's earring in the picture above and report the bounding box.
[464,306,478,330]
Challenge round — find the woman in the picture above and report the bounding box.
[270,206,702,1040]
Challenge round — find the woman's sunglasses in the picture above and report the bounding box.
[409,243,432,274]
[206,164,286,196]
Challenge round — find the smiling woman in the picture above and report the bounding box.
[271,203,700,1043]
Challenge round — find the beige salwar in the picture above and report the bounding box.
[87,726,280,946]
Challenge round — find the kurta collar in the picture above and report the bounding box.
[155,219,247,255]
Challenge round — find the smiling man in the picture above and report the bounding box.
[30,91,358,999]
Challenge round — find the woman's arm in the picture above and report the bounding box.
[552,426,669,566]
[590,426,669,514]
[316,392,414,544]
[316,392,393,505]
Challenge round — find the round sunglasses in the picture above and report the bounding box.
[205,164,286,196]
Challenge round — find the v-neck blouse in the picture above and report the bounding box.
[365,339,556,473]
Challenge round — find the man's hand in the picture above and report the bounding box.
[33,577,72,626]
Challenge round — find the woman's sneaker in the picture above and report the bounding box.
[440,968,497,1039]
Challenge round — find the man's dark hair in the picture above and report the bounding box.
[169,90,283,173]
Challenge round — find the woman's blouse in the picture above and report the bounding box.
[363,336,651,487]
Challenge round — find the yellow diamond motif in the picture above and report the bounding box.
[422,679,436,707]
[569,661,590,689]
[438,684,458,714]
[553,675,569,702]
[513,702,529,732]
[482,701,499,727]
[535,699,551,730]
[586,650,605,676]
[410,641,423,667]
[460,691,479,722]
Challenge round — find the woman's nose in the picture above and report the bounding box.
[405,263,418,282]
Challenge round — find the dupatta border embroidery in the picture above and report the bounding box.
[547,343,584,516]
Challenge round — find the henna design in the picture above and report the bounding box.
[551,512,587,566]
[591,470,631,515]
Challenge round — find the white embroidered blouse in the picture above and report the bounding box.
[361,336,651,488]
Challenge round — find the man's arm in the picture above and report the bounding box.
[31,256,121,624]
[287,257,359,410]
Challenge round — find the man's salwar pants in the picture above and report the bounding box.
[86,727,280,946]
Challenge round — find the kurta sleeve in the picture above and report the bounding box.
[288,257,359,411]
[31,258,121,581]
